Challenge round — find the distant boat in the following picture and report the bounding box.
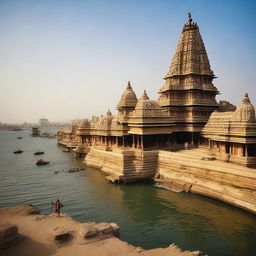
[31,127,40,137]
[14,149,23,154]
[62,149,69,152]
[68,167,80,173]
[68,167,84,173]
[36,159,49,166]
[17,137,23,139]
[34,151,44,155]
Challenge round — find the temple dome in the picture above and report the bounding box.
[233,93,256,122]
[117,81,137,109]
[135,90,161,110]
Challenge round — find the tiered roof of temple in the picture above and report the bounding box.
[158,13,218,135]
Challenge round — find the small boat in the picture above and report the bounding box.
[13,149,23,154]
[62,149,69,152]
[36,159,49,166]
[17,137,23,139]
[68,167,80,173]
[68,167,84,173]
[34,151,44,155]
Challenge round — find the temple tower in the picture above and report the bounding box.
[159,14,219,144]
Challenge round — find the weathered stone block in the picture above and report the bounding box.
[79,225,98,239]
[52,227,72,243]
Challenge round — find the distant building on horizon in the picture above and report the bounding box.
[38,118,50,127]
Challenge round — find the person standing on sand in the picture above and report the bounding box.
[51,199,64,217]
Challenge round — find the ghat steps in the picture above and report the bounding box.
[85,148,157,183]
[157,148,256,214]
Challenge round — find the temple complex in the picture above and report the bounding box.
[57,14,256,214]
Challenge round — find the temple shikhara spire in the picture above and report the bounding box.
[166,13,213,77]
[57,14,256,214]
[159,13,219,142]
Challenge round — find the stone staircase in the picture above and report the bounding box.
[157,148,256,214]
[85,148,158,183]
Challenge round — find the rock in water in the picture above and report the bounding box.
[13,149,23,154]
[0,223,24,249]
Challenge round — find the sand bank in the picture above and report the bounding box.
[0,205,204,256]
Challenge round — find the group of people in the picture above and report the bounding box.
[51,198,64,217]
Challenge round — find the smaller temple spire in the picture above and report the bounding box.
[142,90,149,100]
[107,109,112,116]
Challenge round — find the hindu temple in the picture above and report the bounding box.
[57,14,256,214]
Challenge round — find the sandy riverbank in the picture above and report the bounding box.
[0,205,204,256]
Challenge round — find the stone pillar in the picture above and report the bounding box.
[122,137,125,147]
[141,135,144,149]
[245,145,248,157]
[137,135,141,149]
[132,134,135,148]
[116,136,118,146]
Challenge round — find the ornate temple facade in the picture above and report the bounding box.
[57,14,256,213]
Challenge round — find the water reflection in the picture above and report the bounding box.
[116,183,256,255]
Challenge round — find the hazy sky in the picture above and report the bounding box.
[0,0,255,123]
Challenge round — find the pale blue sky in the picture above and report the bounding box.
[0,0,255,123]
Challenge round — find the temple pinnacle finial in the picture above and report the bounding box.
[182,12,198,32]
[142,90,149,100]
[188,12,192,24]
[127,81,132,89]
[242,93,250,104]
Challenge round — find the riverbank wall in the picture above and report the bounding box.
[156,149,256,214]
[85,148,158,183]
[83,147,256,214]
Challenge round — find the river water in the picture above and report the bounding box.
[0,129,255,256]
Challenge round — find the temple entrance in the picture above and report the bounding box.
[225,143,230,154]
[172,132,200,145]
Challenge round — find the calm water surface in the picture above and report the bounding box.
[0,130,255,256]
